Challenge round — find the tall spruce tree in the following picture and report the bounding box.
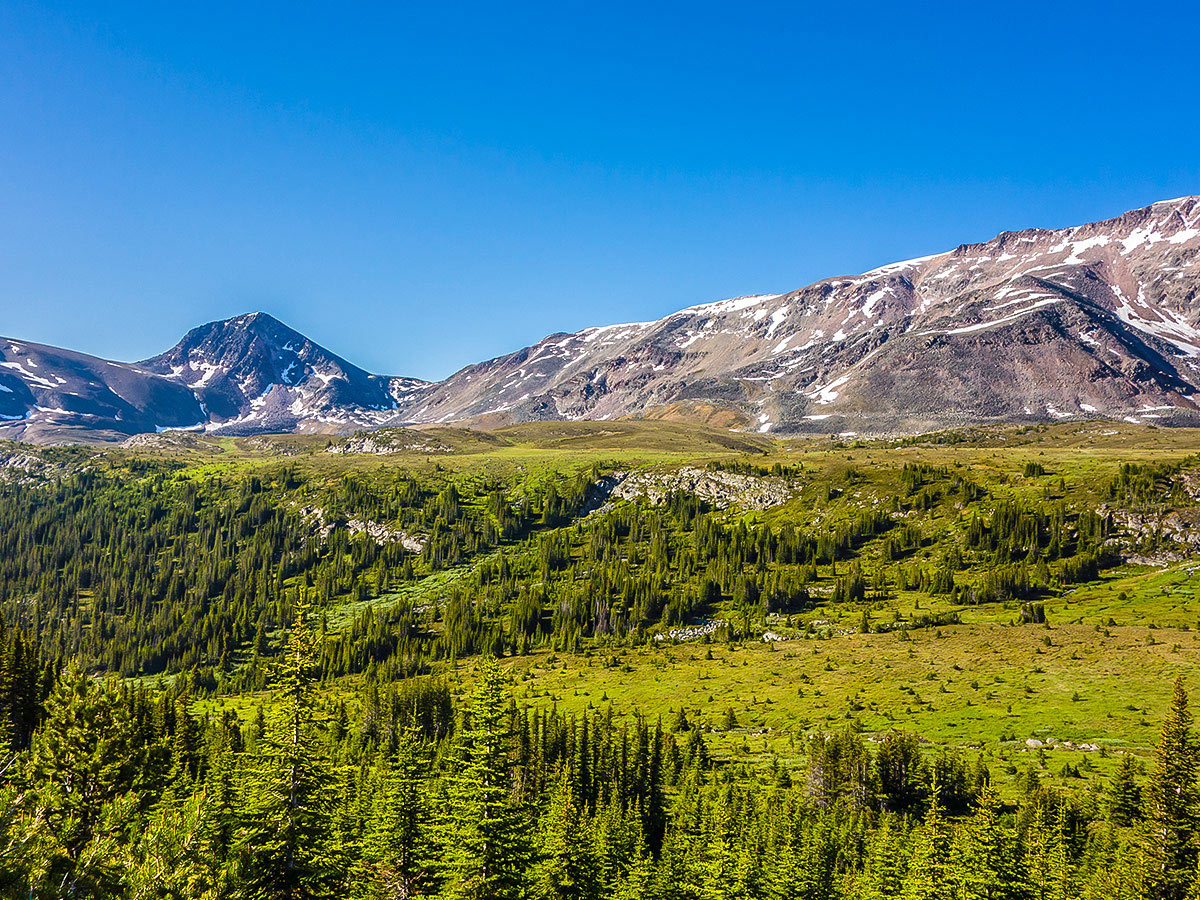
[612,851,654,900]
[1024,801,1069,900]
[125,789,228,900]
[953,781,1026,900]
[902,774,954,900]
[232,600,342,899]
[1145,677,1200,900]
[21,662,144,898]
[1109,754,1143,827]
[858,813,909,900]
[438,656,529,900]
[700,799,744,900]
[360,730,434,899]
[531,768,602,900]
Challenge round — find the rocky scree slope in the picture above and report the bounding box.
[394,196,1200,434]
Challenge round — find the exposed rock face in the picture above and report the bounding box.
[325,429,452,455]
[592,467,796,511]
[0,337,206,442]
[0,450,46,480]
[0,314,427,443]
[296,504,426,553]
[121,432,223,452]
[139,312,428,435]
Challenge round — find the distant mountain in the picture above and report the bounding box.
[0,313,427,442]
[0,338,205,443]
[2,196,1199,443]
[396,196,1200,434]
[138,312,426,435]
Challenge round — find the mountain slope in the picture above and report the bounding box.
[2,196,1199,443]
[394,196,1200,433]
[0,338,206,442]
[139,312,427,435]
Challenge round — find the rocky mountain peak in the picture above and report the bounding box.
[135,312,420,433]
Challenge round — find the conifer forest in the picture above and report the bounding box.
[3,422,1200,899]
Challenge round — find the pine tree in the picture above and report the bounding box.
[21,662,145,897]
[1109,753,1143,827]
[360,730,434,899]
[590,797,645,892]
[531,768,602,900]
[172,694,202,784]
[1107,836,1145,900]
[1024,801,1069,900]
[125,789,228,900]
[858,813,908,900]
[0,625,13,755]
[612,851,655,900]
[0,777,32,897]
[953,781,1026,900]
[645,718,667,855]
[700,799,743,900]
[203,728,240,871]
[1145,677,1200,900]
[902,774,953,900]
[438,656,529,900]
[232,600,343,899]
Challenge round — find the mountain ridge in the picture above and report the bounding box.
[3,195,1199,443]
[393,195,1200,434]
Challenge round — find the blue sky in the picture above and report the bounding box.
[1,1,1196,380]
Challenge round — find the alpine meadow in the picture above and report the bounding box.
[3,419,1200,898]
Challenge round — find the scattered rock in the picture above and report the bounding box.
[121,432,222,453]
[296,505,426,552]
[655,620,726,642]
[590,467,795,512]
[327,431,452,455]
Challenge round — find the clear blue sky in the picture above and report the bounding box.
[1,1,1196,380]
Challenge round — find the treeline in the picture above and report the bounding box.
[0,464,590,679]
[425,475,1123,656]
[0,454,1186,689]
[1,611,1198,899]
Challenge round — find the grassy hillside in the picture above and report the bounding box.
[5,418,1200,787]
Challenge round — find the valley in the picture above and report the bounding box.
[4,417,1200,897]
[5,420,1199,773]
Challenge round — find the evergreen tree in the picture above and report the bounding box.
[1024,801,1069,900]
[876,731,928,814]
[531,769,602,900]
[172,694,203,784]
[360,731,434,899]
[700,799,744,900]
[612,851,655,900]
[438,656,529,900]
[902,775,954,900]
[1080,830,1142,900]
[858,813,909,900]
[1109,753,1143,827]
[125,789,229,900]
[21,662,145,898]
[953,781,1026,900]
[232,601,342,899]
[0,777,33,897]
[1145,677,1200,900]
